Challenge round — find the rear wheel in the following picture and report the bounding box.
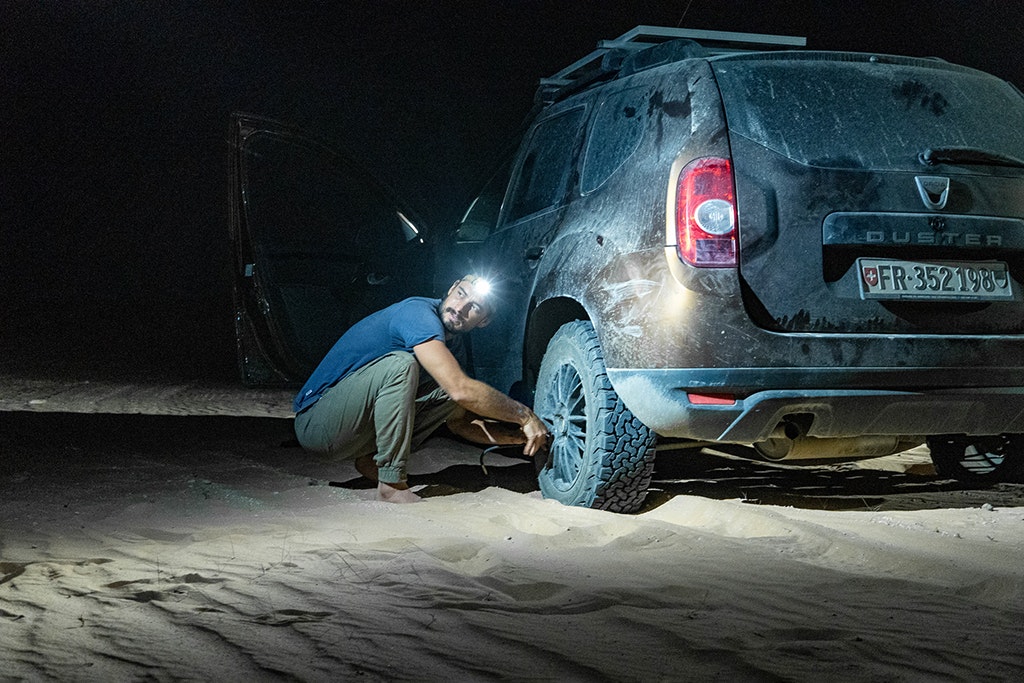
[533,321,656,513]
[926,434,1024,484]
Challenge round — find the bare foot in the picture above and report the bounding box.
[377,481,421,503]
[354,455,379,482]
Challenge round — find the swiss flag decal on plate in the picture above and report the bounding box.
[862,266,879,287]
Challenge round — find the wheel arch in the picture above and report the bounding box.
[524,296,590,390]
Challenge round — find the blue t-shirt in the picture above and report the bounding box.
[293,297,448,413]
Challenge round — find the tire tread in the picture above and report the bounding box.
[537,321,656,513]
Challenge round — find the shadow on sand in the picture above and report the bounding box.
[338,440,1024,514]
[4,411,1021,514]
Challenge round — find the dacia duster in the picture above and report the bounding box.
[437,26,1024,512]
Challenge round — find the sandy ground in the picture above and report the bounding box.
[2,381,1024,681]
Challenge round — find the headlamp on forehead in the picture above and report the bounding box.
[472,277,491,297]
[460,274,496,314]
[461,274,492,296]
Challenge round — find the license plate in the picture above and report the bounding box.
[858,258,1014,301]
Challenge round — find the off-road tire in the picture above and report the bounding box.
[927,434,1024,484]
[534,320,656,513]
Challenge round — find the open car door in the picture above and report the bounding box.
[229,113,431,385]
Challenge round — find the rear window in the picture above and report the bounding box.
[712,54,1024,170]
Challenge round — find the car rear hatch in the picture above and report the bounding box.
[711,53,1024,334]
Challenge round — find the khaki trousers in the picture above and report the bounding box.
[293,352,456,483]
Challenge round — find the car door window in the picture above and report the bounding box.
[456,156,514,242]
[504,107,586,224]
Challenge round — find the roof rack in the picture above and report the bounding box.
[537,25,806,104]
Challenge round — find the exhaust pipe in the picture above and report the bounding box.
[756,419,913,460]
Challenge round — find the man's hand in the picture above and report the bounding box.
[521,412,550,457]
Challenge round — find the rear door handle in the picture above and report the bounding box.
[524,246,544,261]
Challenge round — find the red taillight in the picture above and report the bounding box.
[675,157,737,267]
[687,392,736,405]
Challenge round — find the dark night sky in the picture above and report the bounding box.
[2,0,1022,381]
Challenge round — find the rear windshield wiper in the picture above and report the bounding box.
[919,146,1024,169]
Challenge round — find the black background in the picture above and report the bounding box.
[3,0,1022,382]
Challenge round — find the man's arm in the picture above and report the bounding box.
[445,406,531,446]
[413,339,549,456]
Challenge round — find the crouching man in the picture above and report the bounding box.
[292,275,550,502]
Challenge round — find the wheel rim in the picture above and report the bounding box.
[547,362,587,491]
[930,435,1013,478]
[958,438,1007,475]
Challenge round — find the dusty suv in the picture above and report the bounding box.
[437,26,1024,512]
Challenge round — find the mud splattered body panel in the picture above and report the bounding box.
[444,49,1024,445]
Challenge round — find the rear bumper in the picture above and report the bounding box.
[607,367,1024,441]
